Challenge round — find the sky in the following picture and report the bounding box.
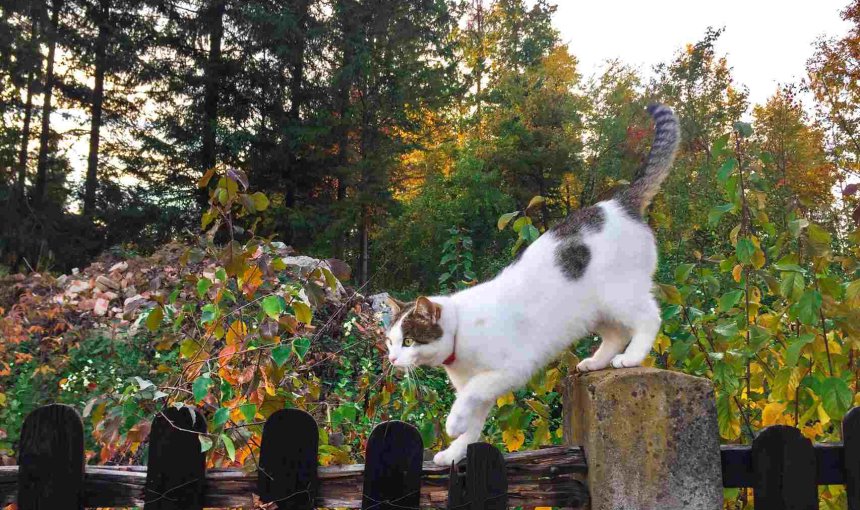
[555,0,853,106]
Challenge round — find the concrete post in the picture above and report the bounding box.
[564,367,723,510]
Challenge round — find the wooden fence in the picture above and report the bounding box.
[4,402,860,509]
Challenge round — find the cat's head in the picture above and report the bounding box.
[384,296,455,368]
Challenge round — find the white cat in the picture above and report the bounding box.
[385,104,680,466]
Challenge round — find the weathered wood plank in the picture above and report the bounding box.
[17,404,85,510]
[752,425,818,510]
[361,421,423,510]
[258,408,318,510]
[0,446,588,508]
[144,406,207,510]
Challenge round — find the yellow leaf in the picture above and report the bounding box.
[762,402,787,427]
[752,247,766,269]
[655,333,671,354]
[526,195,546,211]
[801,423,824,441]
[293,302,313,325]
[817,403,831,426]
[226,320,248,346]
[496,392,515,407]
[502,429,525,452]
[732,264,743,282]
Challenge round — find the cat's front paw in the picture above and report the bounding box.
[433,444,467,466]
[610,353,644,368]
[576,357,609,372]
[445,406,470,438]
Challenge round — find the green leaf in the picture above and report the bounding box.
[717,392,740,440]
[780,272,805,301]
[719,290,744,313]
[788,218,809,238]
[674,263,695,284]
[215,268,227,282]
[708,203,735,226]
[293,337,311,362]
[322,267,338,291]
[199,435,213,452]
[197,278,212,298]
[498,212,519,231]
[239,404,257,422]
[250,192,269,212]
[146,306,164,332]
[200,304,218,324]
[711,133,730,157]
[438,272,451,283]
[192,375,213,402]
[657,284,683,305]
[717,158,737,182]
[736,238,755,264]
[512,216,531,233]
[262,295,285,319]
[272,345,291,367]
[796,290,822,326]
[213,407,230,428]
[521,224,540,243]
[293,302,312,324]
[785,333,816,368]
[221,434,236,461]
[714,322,740,338]
[821,377,853,420]
[808,223,832,246]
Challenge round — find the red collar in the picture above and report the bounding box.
[442,335,456,365]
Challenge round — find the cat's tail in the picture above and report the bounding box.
[617,103,680,216]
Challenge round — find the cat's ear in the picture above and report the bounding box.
[415,296,442,324]
[385,296,408,315]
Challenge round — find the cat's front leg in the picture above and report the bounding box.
[434,399,491,466]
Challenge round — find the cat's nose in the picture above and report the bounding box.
[389,354,398,364]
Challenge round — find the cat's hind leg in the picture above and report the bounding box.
[576,322,628,372]
[611,297,660,368]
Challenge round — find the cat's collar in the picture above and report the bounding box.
[442,335,456,365]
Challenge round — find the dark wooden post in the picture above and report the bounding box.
[143,406,207,510]
[447,443,507,510]
[361,421,423,510]
[258,408,319,510]
[17,404,85,510]
[752,425,818,510]
[844,407,860,509]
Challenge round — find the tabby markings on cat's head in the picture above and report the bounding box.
[384,296,451,368]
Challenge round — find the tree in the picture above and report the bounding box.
[33,0,63,207]
[753,88,837,225]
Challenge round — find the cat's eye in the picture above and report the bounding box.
[403,338,415,347]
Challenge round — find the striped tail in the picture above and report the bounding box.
[617,103,680,216]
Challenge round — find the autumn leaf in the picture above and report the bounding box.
[502,429,525,452]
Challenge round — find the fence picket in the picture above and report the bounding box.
[464,443,507,510]
[361,421,423,510]
[258,408,319,510]
[17,404,85,510]
[844,407,860,509]
[752,425,817,510]
[143,406,207,510]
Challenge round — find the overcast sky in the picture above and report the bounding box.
[555,0,853,106]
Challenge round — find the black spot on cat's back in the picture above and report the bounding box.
[551,205,605,280]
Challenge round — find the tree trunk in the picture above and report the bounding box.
[83,0,110,216]
[16,71,35,200]
[279,0,311,242]
[199,0,225,209]
[34,0,62,207]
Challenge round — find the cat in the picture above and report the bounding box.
[384,103,680,466]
